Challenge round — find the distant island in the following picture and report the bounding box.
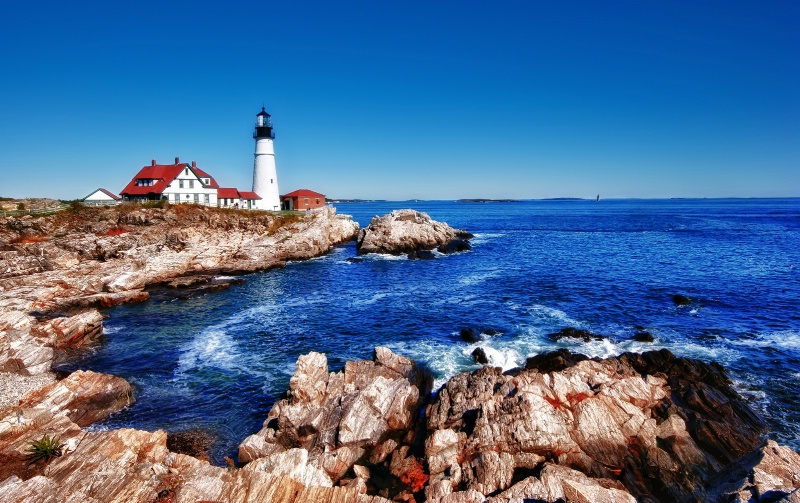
[456,198,520,203]
[328,198,388,203]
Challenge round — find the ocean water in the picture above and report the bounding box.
[58,199,800,464]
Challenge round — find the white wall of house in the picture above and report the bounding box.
[83,190,118,206]
[162,167,218,206]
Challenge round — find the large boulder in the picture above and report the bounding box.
[424,349,773,502]
[356,210,472,257]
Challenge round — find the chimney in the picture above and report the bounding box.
[192,161,196,168]
[151,159,156,166]
[175,156,180,164]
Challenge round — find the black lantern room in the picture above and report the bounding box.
[254,107,275,139]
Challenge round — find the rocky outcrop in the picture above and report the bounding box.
[424,349,772,502]
[0,205,359,375]
[0,310,104,375]
[356,210,472,257]
[0,205,358,315]
[239,347,433,501]
[0,365,389,503]
[1,347,799,502]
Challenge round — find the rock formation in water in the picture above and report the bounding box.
[356,209,473,257]
[1,347,799,502]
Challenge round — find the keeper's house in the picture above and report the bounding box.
[120,158,220,206]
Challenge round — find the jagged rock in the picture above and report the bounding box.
[356,209,472,256]
[425,349,775,502]
[460,328,481,343]
[524,347,589,374]
[239,347,432,500]
[0,369,133,483]
[672,294,692,305]
[547,326,606,342]
[632,330,654,342]
[1,346,799,502]
[707,439,800,502]
[17,369,133,427]
[471,347,488,365]
[1,206,359,317]
[1,310,104,375]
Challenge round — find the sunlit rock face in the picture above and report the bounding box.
[0,347,799,502]
[356,209,472,257]
[423,348,770,502]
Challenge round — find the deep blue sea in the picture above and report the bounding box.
[59,199,800,464]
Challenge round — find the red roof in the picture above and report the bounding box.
[217,188,262,200]
[282,189,325,198]
[217,188,240,199]
[193,167,220,188]
[120,162,220,196]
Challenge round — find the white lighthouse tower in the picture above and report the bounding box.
[252,107,281,210]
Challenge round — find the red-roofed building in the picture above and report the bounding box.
[282,189,326,211]
[218,188,262,210]
[120,158,221,206]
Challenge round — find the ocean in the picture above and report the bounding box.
[58,198,800,464]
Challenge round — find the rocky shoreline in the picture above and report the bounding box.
[1,205,798,502]
[0,347,798,502]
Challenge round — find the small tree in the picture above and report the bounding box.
[16,203,25,210]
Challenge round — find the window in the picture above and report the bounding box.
[304,198,309,205]
[189,180,194,189]
[194,194,199,203]
[179,180,184,189]
[316,198,320,204]
[185,168,189,175]
[271,179,274,183]
[204,194,209,204]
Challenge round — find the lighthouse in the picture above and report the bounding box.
[252,107,281,210]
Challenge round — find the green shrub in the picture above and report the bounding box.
[25,434,63,464]
[16,203,25,210]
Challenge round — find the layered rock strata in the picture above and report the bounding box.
[356,209,472,257]
[1,347,799,502]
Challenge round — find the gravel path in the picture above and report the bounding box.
[0,372,56,409]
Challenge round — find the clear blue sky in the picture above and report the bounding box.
[1,1,798,200]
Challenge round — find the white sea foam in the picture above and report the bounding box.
[462,344,521,372]
[351,292,397,306]
[211,275,237,281]
[470,233,505,245]
[458,269,502,286]
[726,331,800,352]
[177,327,260,376]
[362,253,408,261]
[527,304,581,327]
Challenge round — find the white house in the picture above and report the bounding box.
[82,188,121,206]
[119,158,220,206]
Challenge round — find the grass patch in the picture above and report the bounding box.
[24,434,63,465]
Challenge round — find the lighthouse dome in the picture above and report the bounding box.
[256,107,272,127]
